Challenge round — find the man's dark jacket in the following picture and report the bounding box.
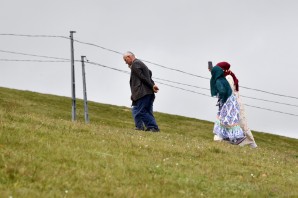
[130,59,155,102]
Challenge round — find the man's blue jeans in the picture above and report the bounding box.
[132,105,144,130]
[133,94,159,130]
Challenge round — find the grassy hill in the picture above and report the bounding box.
[0,87,297,197]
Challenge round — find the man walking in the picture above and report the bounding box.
[123,51,160,132]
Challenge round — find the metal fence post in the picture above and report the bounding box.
[70,31,76,121]
[81,56,89,123]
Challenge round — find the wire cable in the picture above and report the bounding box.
[244,104,298,117]
[241,95,298,108]
[73,39,210,79]
[0,59,69,63]
[241,86,298,99]
[153,77,210,91]
[84,60,298,116]
[158,80,298,117]
[1,53,297,108]
[73,38,298,99]
[86,61,130,74]
[155,80,210,97]
[0,33,69,40]
[0,49,70,61]
[0,52,296,116]
[1,33,298,99]
[1,50,297,108]
[73,39,123,55]
[153,77,298,107]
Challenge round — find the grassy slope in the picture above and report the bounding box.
[0,87,297,198]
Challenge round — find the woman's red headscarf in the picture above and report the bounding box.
[216,62,239,91]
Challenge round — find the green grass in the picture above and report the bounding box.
[0,87,297,197]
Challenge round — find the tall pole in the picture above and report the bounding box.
[208,61,213,71]
[70,31,76,121]
[81,56,89,123]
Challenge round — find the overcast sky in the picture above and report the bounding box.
[1,0,298,139]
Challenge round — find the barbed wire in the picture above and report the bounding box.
[0,59,69,63]
[73,39,123,55]
[0,49,70,61]
[155,81,211,97]
[72,37,298,99]
[73,39,211,80]
[244,104,298,117]
[0,55,297,116]
[84,60,298,116]
[155,78,298,107]
[86,61,130,74]
[154,77,210,91]
[1,33,298,100]
[156,80,298,117]
[0,33,69,39]
[1,54,297,108]
[241,86,298,99]
[241,95,298,108]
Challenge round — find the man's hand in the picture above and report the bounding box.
[153,85,159,93]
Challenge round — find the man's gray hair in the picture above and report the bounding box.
[123,51,135,57]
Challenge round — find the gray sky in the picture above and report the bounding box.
[1,0,298,139]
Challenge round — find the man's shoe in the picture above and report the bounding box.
[145,128,160,132]
[134,127,144,131]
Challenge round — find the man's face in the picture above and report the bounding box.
[123,55,133,66]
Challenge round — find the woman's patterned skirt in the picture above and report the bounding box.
[213,94,245,144]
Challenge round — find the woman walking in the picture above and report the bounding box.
[210,66,246,145]
[217,62,257,148]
